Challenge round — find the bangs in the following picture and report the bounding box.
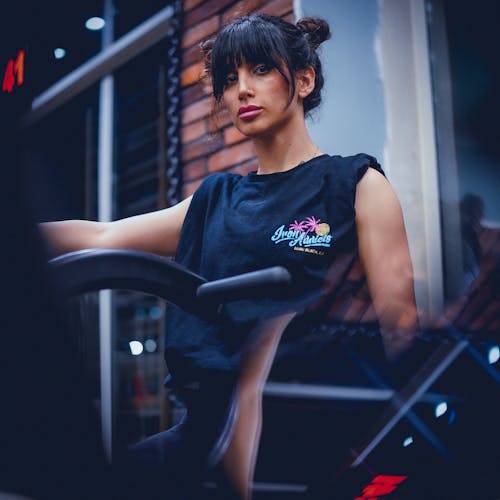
[211,17,292,101]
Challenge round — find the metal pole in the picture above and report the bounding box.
[98,0,115,463]
[349,339,468,467]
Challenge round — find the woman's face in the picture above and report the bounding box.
[221,60,302,138]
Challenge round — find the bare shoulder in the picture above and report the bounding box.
[355,167,402,219]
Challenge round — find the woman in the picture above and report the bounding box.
[41,13,417,499]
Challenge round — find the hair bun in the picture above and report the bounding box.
[296,17,331,49]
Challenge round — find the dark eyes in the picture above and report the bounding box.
[224,64,272,86]
[254,64,271,74]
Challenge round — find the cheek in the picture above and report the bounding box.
[268,77,291,103]
[222,91,237,114]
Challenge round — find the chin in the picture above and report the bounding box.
[237,120,279,138]
[235,124,263,138]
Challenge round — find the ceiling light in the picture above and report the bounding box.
[402,436,413,447]
[144,339,157,353]
[85,17,106,31]
[129,340,143,356]
[435,401,448,418]
[488,345,500,365]
[53,48,66,60]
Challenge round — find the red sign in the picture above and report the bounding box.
[354,474,407,500]
[2,50,25,93]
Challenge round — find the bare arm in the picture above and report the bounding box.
[40,195,192,258]
[355,168,418,361]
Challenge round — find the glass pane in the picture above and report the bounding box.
[428,0,500,302]
[63,293,101,416]
[114,0,174,39]
[28,0,103,97]
[114,291,168,449]
[24,84,99,222]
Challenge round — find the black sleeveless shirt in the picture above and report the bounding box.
[164,153,384,386]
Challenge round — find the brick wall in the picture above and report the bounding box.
[180,0,294,198]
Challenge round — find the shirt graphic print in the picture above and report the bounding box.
[271,216,333,256]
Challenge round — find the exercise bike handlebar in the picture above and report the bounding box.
[197,266,291,303]
[49,249,291,318]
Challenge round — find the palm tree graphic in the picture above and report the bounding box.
[304,216,321,234]
[289,219,308,232]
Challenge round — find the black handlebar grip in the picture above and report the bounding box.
[196,266,292,303]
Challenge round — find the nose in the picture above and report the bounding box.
[237,72,254,100]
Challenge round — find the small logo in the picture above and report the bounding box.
[271,216,333,255]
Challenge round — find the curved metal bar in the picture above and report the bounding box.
[49,248,208,316]
[49,249,292,316]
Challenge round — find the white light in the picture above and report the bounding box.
[488,346,500,365]
[129,340,143,356]
[144,339,157,353]
[85,17,106,31]
[53,48,66,60]
[435,401,448,418]
[403,436,413,447]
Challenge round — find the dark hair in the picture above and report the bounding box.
[201,13,331,116]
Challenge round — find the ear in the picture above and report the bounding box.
[296,66,316,99]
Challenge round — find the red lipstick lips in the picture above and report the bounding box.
[238,105,262,121]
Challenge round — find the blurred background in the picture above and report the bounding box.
[1,0,499,498]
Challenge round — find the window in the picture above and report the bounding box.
[428,0,500,302]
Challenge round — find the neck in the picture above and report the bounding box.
[252,119,322,175]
